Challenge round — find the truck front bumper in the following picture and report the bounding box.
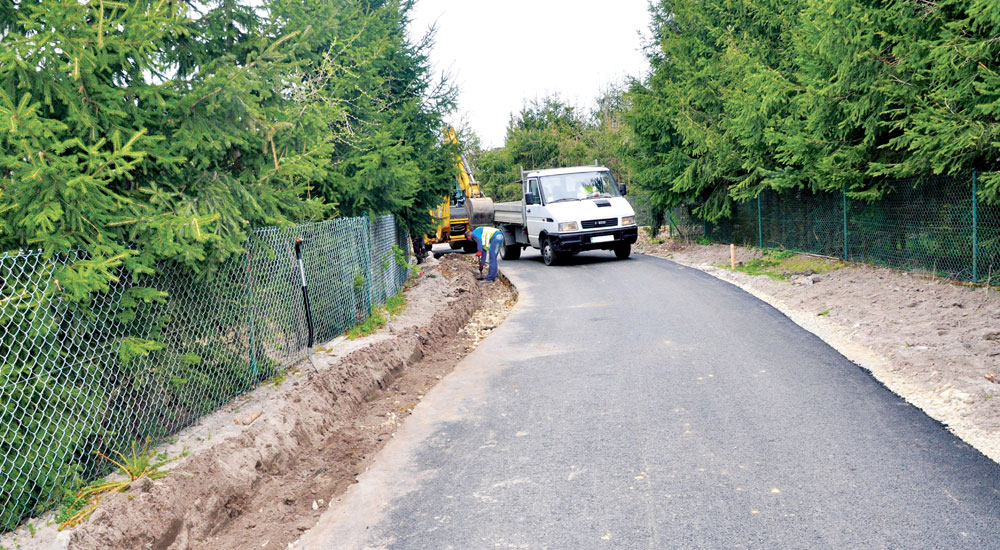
[548,226,638,253]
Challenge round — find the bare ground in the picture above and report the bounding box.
[635,230,1000,463]
[2,254,516,550]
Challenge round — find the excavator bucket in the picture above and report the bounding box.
[466,197,495,228]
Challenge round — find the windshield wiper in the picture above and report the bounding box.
[547,198,580,204]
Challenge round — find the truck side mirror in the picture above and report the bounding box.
[524,192,536,205]
[619,183,628,196]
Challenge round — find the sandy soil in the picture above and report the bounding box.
[1,254,516,550]
[635,230,1000,463]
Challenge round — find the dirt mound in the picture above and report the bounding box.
[28,255,515,550]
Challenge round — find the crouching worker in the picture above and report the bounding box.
[466,226,504,283]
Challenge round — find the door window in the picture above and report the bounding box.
[527,178,540,204]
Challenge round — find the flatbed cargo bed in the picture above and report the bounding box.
[494,201,523,225]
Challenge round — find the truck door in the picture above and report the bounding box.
[525,177,544,248]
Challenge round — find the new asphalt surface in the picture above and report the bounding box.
[297,249,1000,549]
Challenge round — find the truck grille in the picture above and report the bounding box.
[581,218,617,230]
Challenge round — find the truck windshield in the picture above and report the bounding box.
[540,171,620,203]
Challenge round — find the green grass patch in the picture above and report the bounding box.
[346,290,408,340]
[726,249,846,280]
[385,293,407,317]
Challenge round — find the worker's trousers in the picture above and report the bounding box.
[485,232,504,281]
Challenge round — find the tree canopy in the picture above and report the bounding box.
[0,0,453,298]
[470,91,632,203]
[625,0,1000,224]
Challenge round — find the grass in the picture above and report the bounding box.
[268,369,288,388]
[346,289,408,340]
[57,439,178,530]
[724,249,846,280]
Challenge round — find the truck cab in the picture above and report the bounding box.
[494,166,639,265]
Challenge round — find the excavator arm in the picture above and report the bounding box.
[424,127,494,250]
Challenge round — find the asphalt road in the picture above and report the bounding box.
[297,249,1000,549]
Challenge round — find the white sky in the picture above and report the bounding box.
[408,0,652,149]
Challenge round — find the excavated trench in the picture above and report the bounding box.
[33,255,517,550]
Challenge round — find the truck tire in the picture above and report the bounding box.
[501,244,521,260]
[462,241,477,254]
[614,243,631,260]
[542,240,559,266]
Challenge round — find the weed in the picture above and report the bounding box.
[385,293,407,317]
[347,307,388,340]
[650,238,665,244]
[346,290,407,340]
[268,369,287,388]
[696,236,712,245]
[392,245,409,268]
[352,273,366,293]
[25,523,35,537]
[729,249,846,281]
[818,309,832,316]
[58,439,178,530]
[733,256,790,280]
[426,273,437,278]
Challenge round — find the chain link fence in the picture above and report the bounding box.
[0,215,410,531]
[636,173,999,284]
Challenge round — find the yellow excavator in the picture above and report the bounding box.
[416,127,494,259]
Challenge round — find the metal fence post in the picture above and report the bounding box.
[842,183,849,261]
[972,169,979,283]
[246,246,257,378]
[757,191,763,248]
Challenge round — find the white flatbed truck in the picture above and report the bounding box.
[493,166,639,266]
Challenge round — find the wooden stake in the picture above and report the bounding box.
[730,244,736,270]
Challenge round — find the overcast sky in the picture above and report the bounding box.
[408,0,652,149]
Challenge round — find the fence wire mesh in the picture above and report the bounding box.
[0,215,409,531]
[637,173,997,284]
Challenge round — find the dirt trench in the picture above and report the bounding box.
[50,255,516,550]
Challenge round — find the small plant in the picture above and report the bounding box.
[650,238,665,244]
[392,245,409,268]
[346,307,388,340]
[26,522,36,537]
[346,289,407,340]
[353,273,366,293]
[58,439,177,530]
[385,293,407,317]
[696,236,712,245]
[818,308,832,316]
[268,369,288,388]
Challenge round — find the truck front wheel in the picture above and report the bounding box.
[501,244,521,260]
[542,240,559,266]
[614,243,631,260]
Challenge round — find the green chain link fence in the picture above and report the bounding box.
[0,215,410,531]
[635,173,999,284]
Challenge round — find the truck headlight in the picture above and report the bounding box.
[621,216,636,226]
[558,221,579,232]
